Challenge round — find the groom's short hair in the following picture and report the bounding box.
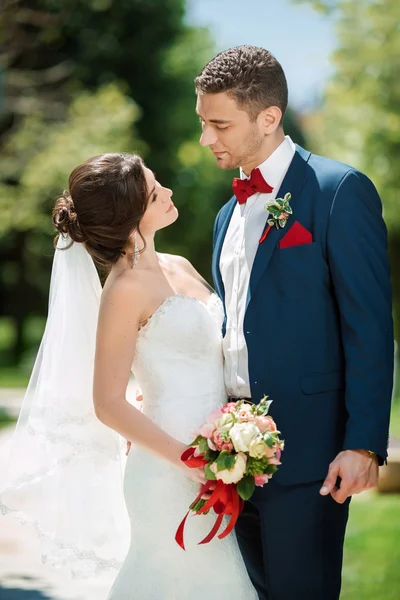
[195,45,288,123]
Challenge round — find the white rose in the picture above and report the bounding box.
[248,436,268,459]
[215,413,235,433]
[229,422,260,453]
[210,452,247,484]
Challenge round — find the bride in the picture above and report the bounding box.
[0,152,257,599]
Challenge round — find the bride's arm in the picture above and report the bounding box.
[93,276,188,471]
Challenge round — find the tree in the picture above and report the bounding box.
[0,0,307,366]
[295,0,400,342]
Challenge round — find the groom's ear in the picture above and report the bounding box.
[259,106,282,135]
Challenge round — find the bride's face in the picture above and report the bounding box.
[139,167,178,234]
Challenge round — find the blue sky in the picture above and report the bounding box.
[187,0,336,112]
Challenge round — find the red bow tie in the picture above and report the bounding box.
[232,168,273,204]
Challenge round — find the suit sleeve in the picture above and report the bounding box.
[326,169,394,462]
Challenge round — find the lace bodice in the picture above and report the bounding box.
[132,293,227,442]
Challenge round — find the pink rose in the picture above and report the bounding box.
[268,457,281,465]
[254,474,271,487]
[279,212,289,220]
[238,409,252,422]
[207,438,217,451]
[199,423,215,439]
[221,442,234,452]
[255,416,277,433]
[222,402,237,414]
[275,448,282,461]
[212,430,226,451]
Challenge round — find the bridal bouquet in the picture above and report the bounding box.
[175,396,284,550]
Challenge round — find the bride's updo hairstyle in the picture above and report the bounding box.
[52,153,148,270]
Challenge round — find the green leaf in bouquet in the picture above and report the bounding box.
[245,456,269,476]
[198,437,209,454]
[224,454,237,470]
[265,464,279,476]
[204,463,217,480]
[216,450,235,471]
[188,434,203,447]
[263,432,275,448]
[204,448,218,462]
[237,475,256,501]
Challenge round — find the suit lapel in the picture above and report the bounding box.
[247,145,311,309]
[212,196,236,301]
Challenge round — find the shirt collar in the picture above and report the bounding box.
[240,136,296,189]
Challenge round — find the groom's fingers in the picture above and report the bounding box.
[320,462,340,496]
[331,480,351,504]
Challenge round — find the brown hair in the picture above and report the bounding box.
[195,45,288,122]
[52,153,148,270]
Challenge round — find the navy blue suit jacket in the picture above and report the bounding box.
[212,145,394,485]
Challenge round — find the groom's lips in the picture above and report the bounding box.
[213,151,226,158]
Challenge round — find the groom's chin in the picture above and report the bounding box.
[215,156,236,171]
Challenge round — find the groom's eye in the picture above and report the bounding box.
[216,126,229,131]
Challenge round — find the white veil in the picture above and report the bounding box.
[0,234,130,578]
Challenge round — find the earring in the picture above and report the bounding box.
[132,231,140,268]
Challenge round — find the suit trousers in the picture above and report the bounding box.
[235,478,351,600]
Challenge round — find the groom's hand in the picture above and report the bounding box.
[320,449,379,503]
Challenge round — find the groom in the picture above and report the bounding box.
[195,46,393,600]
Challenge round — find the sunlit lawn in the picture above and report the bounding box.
[342,493,400,600]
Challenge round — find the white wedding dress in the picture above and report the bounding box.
[107,293,257,599]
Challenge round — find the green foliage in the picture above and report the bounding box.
[245,456,270,476]
[297,0,400,338]
[216,451,237,471]
[293,0,338,12]
[0,407,16,429]
[0,0,307,366]
[236,475,255,501]
[1,84,142,234]
[204,463,217,481]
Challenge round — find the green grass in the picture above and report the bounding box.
[342,493,400,599]
[0,407,16,429]
[0,316,45,388]
[390,397,400,439]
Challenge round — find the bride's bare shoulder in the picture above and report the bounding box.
[159,253,214,293]
[159,252,198,277]
[101,268,148,312]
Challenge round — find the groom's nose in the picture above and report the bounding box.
[199,126,218,147]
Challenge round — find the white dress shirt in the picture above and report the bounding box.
[220,136,296,397]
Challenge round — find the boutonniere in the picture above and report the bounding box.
[259,192,292,244]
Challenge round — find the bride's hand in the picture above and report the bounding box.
[174,442,207,485]
[183,464,207,486]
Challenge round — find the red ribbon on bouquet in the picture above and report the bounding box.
[175,447,244,551]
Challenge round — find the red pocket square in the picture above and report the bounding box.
[279,221,313,249]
